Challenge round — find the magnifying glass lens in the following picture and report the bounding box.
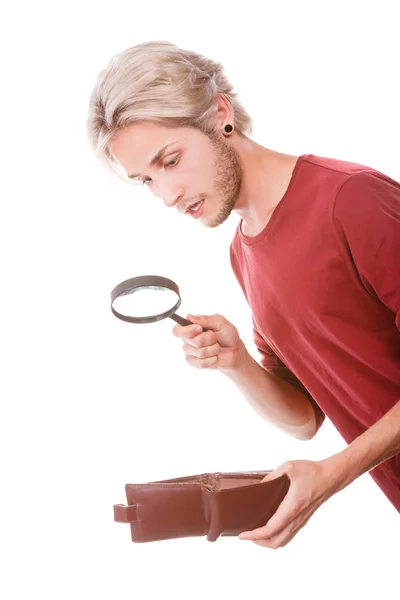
[111,275,196,327]
[113,286,180,319]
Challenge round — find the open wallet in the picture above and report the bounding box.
[114,470,290,543]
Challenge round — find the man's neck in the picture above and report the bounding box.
[232,137,300,237]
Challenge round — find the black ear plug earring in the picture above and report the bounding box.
[224,124,233,134]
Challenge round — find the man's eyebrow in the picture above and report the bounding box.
[128,142,180,179]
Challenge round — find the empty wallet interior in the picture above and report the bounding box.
[203,473,268,491]
[156,472,270,491]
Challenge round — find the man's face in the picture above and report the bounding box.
[110,122,242,228]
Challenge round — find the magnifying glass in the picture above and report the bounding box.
[110,275,195,326]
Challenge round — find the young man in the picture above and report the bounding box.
[87,41,400,548]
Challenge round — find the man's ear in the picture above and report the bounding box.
[215,92,234,131]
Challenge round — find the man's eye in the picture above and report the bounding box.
[165,156,180,168]
[130,177,151,186]
[131,156,179,186]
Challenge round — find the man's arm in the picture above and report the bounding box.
[173,314,323,441]
[326,398,400,490]
[239,399,400,548]
[222,348,322,441]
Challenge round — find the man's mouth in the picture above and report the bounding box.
[186,200,203,213]
[179,199,205,218]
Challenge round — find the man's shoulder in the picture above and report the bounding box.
[333,166,400,228]
[299,154,400,210]
[303,153,373,174]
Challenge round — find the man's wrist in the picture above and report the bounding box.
[220,341,250,375]
[232,341,251,372]
[321,400,400,493]
[320,444,370,494]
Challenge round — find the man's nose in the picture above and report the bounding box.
[159,185,183,208]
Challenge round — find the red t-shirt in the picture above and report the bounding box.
[230,153,400,511]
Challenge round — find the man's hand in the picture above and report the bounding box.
[239,459,341,548]
[172,313,249,371]
[239,400,400,548]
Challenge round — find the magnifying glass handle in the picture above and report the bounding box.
[169,313,207,332]
[169,313,194,327]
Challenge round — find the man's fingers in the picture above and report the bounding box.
[239,524,271,541]
[239,515,294,548]
[172,323,202,339]
[187,313,227,331]
[252,528,291,549]
[252,511,313,549]
[261,461,292,483]
[172,325,218,349]
[183,342,220,360]
[189,330,218,348]
[185,355,218,369]
[244,520,295,549]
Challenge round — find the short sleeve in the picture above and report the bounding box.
[333,170,400,331]
[253,324,325,431]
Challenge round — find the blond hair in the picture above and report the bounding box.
[87,41,252,172]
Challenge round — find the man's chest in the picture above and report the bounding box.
[239,230,364,349]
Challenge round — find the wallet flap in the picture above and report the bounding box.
[124,483,207,542]
[204,474,290,541]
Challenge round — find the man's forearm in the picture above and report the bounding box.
[324,400,400,491]
[222,350,318,440]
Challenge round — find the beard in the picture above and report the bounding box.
[205,130,243,228]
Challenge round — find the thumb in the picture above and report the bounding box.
[186,313,227,331]
[261,462,290,483]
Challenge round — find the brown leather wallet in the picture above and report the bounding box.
[114,471,289,542]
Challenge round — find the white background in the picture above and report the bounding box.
[2,1,399,598]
